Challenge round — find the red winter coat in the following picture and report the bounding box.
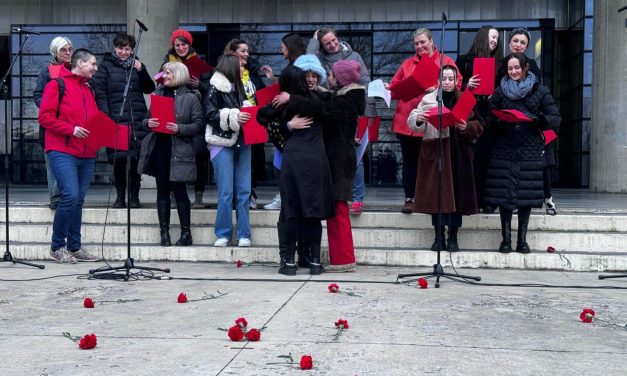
[390,49,462,136]
[38,69,100,158]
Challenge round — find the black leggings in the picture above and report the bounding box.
[284,217,322,246]
[543,165,553,199]
[153,148,189,203]
[397,134,422,199]
[113,157,140,192]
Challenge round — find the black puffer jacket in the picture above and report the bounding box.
[484,82,561,209]
[204,71,245,148]
[93,52,155,160]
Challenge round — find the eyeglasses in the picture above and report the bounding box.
[60,47,74,54]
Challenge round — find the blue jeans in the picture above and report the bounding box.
[352,151,365,202]
[47,151,95,251]
[211,145,251,240]
[44,152,60,204]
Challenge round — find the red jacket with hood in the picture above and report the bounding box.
[38,69,99,158]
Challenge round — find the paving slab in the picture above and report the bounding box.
[0,263,626,375]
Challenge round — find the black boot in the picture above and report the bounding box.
[157,199,171,246]
[430,226,446,252]
[113,185,126,208]
[516,207,531,254]
[498,209,513,253]
[175,200,193,246]
[447,227,460,252]
[296,242,311,268]
[278,243,297,276]
[129,181,141,208]
[309,243,323,275]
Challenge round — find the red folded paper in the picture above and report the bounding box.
[150,94,177,134]
[154,71,164,85]
[543,130,557,145]
[357,116,381,142]
[491,109,534,123]
[471,57,495,96]
[182,56,213,79]
[255,83,280,107]
[241,106,268,145]
[426,89,477,129]
[84,111,129,151]
[390,55,440,102]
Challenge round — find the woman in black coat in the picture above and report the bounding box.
[257,65,334,276]
[94,32,155,208]
[484,53,561,254]
[138,62,204,247]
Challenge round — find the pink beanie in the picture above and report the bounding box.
[170,29,193,46]
[332,60,361,87]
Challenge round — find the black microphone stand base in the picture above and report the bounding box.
[398,262,480,288]
[598,274,627,280]
[2,250,45,269]
[89,258,170,281]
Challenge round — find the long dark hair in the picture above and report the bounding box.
[279,65,309,96]
[215,54,245,97]
[468,26,503,60]
[281,33,306,64]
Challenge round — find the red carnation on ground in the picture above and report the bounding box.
[83,297,95,308]
[78,334,97,350]
[335,319,349,329]
[235,317,248,328]
[547,246,556,253]
[245,328,261,341]
[328,283,340,293]
[177,293,187,303]
[300,355,313,370]
[418,278,429,289]
[228,325,245,341]
[236,260,242,268]
[580,308,596,323]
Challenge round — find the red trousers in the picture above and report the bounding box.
[326,200,355,265]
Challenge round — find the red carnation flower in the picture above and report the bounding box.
[328,283,340,293]
[245,328,261,341]
[547,246,556,253]
[228,325,245,341]
[335,319,349,329]
[300,355,313,370]
[418,278,429,289]
[78,334,97,350]
[580,308,595,323]
[235,317,248,328]
[83,297,95,308]
[236,260,242,268]
[177,293,187,303]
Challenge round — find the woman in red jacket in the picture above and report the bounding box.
[38,49,101,264]
[385,28,462,213]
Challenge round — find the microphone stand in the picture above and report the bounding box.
[1,31,45,269]
[397,12,479,287]
[89,26,169,280]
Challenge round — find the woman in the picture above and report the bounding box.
[224,39,267,210]
[204,55,252,247]
[138,62,203,247]
[455,26,503,214]
[94,32,155,209]
[165,28,213,209]
[38,48,101,263]
[33,36,73,210]
[257,65,334,276]
[407,66,484,252]
[484,52,561,253]
[385,28,462,213]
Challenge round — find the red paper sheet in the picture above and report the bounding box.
[357,116,381,142]
[182,56,213,78]
[154,71,164,85]
[241,106,268,145]
[543,130,557,145]
[471,57,495,96]
[390,55,440,102]
[427,89,477,128]
[255,84,280,107]
[150,94,177,134]
[84,112,129,151]
[491,109,534,123]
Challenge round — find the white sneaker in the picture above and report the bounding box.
[249,196,258,210]
[545,197,557,215]
[238,238,251,247]
[214,238,229,247]
[264,194,281,210]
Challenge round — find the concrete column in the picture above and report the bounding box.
[590,1,627,192]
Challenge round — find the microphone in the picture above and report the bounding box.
[12,27,41,35]
[442,12,448,24]
[135,19,148,32]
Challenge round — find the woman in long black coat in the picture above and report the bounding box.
[484,52,561,254]
[257,65,334,276]
[94,32,155,208]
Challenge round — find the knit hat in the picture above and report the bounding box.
[332,60,360,87]
[170,29,193,46]
[293,54,327,85]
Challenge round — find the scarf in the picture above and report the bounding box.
[167,50,197,63]
[112,50,135,70]
[500,72,536,100]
